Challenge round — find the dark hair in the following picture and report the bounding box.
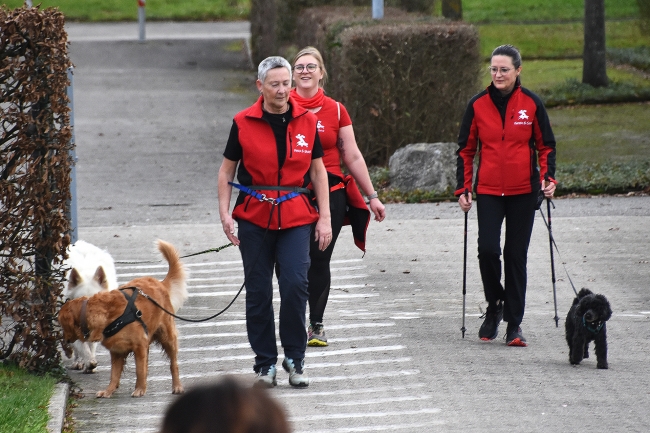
[491,44,522,69]
[160,377,291,433]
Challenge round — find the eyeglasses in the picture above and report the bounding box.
[488,66,514,75]
[293,63,319,73]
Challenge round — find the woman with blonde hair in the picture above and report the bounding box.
[291,46,386,347]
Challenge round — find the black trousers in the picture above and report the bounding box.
[476,192,537,326]
[307,188,347,324]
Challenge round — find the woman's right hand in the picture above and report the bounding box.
[458,193,472,213]
[221,215,240,246]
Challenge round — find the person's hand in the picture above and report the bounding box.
[221,215,240,246]
[542,180,556,198]
[314,216,332,251]
[458,192,472,213]
[369,198,386,222]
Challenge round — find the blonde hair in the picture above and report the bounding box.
[293,46,328,88]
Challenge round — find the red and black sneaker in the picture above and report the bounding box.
[505,325,528,347]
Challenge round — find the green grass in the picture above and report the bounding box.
[550,102,650,164]
[459,0,638,23]
[2,0,250,21]
[0,363,58,433]
[478,20,650,59]
[2,0,640,23]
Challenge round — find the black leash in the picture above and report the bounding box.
[133,201,278,323]
[115,243,234,265]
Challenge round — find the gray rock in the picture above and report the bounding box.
[388,142,458,192]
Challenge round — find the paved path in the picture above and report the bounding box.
[63,21,650,433]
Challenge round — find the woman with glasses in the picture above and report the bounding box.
[456,44,557,347]
[290,46,386,347]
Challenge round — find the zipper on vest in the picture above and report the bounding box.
[289,135,293,158]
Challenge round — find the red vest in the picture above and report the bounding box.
[232,96,320,230]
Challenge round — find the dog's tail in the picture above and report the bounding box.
[157,240,188,312]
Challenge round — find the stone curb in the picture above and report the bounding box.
[47,382,70,433]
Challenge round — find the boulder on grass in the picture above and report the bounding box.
[388,142,457,192]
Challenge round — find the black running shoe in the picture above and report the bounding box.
[478,301,504,341]
[505,325,527,347]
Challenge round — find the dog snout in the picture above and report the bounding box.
[584,310,595,322]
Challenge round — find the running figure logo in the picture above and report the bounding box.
[296,134,309,147]
[518,110,529,120]
[317,120,325,133]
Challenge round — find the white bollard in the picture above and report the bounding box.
[372,0,384,19]
[138,0,146,42]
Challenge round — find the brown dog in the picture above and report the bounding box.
[58,240,188,398]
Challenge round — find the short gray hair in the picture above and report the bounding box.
[258,56,292,83]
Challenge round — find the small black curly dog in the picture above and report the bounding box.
[565,288,612,369]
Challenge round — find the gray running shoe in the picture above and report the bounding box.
[282,358,309,387]
[308,322,328,347]
[505,325,528,347]
[479,301,504,341]
[254,364,277,388]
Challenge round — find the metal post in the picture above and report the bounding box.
[372,0,384,19]
[66,67,78,244]
[138,0,146,42]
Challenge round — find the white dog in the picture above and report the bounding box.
[62,240,118,372]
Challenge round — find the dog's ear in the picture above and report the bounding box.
[93,266,110,291]
[575,295,590,317]
[68,268,83,289]
[58,301,79,343]
[595,295,613,321]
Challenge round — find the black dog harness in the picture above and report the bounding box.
[103,287,148,338]
[582,316,604,334]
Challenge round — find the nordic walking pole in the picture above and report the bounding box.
[461,189,469,338]
[545,175,559,327]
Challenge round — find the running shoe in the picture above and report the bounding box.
[254,364,277,388]
[308,322,328,347]
[478,301,503,341]
[282,358,309,387]
[505,325,528,347]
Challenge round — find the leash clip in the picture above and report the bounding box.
[258,194,277,205]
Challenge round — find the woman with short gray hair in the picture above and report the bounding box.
[218,56,332,388]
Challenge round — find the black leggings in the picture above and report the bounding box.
[476,192,537,326]
[307,188,347,324]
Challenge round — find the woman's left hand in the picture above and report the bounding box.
[369,198,386,222]
[542,180,556,198]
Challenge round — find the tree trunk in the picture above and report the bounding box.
[583,0,608,87]
[442,0,462,21]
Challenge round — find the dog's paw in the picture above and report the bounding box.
[597,362,609,369]
[96,390,113,398]
[70,361,85,370]
[83,361,98,374]
[131,388,146,398]
[172,385,184,395]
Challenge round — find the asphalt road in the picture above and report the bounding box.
[64,21,650,433]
